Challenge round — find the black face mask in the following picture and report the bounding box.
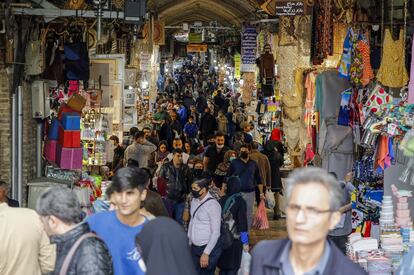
[192,189,203,198]
[240,152,249,159]
[194,169,203,177]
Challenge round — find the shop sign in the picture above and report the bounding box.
[140,53,151,72]
[241,25,257,73]
[275,1,305,16]
[234,53,241,79]
[186,44,208,53]
[188,33,203,44]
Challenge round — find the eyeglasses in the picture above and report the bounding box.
[286,204,332,217]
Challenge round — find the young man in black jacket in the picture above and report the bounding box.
[159,148,193,225]
[37,186,113,275]
[250,168,366,275]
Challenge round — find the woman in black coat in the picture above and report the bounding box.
[262,139,285,220]
[217,176,248,275]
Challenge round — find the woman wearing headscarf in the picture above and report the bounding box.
[136,217,197,275]
[213,150,237,190]
[217,176,248,275]
[263,132,285,220]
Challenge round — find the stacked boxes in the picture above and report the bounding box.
[44,94,85,170]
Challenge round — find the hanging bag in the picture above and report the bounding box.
[25,26,47,76]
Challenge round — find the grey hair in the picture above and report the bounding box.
[285,168,343,211]
[36,186,83,224]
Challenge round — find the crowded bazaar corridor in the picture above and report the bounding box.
[1,0,414,275]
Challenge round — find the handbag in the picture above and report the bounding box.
[265,189,275,209]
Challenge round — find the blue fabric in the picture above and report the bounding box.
[87,211,147,275]
[48,118,59,140]
[184,122,199,138]
[178,107,188,126]
[240,232,249,245]
[227,159,261,193]
[173,201,185,225]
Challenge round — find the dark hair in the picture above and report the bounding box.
[134,131,145,140]
[111,167,149,192]
[193,178,210,190]
[172,148,183,155]
[215,131,225,138]
[143,126,151,131]
[239,143,251,151]
[129,127,139,136]
[127,159,140,167]
[158,140,168,149]
[109,135,120,144]
[188,115,194,120]
[251,141,260,150]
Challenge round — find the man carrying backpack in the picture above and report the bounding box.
[188,179,222,275]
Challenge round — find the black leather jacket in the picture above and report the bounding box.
[50,222,113,275]
[159,162,193,202]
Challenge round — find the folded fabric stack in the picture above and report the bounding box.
[391,184,413,228]
[380,234,403,252]
[349,236,379,252]
[379,196,394,227]
[366,256,393,275]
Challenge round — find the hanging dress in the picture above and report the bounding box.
[376,29,409,88]
[357,39,375,86]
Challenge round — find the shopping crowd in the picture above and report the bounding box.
[1,60,389,275]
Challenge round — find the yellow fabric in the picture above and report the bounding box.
[0,203,56,275]
[376,29,409,88]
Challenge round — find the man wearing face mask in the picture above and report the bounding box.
[188,179,222,275]
[204,132,229,175]
[160,149,193,225]
[227,144,264,231]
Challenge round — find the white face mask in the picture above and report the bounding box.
[216,144,224,149]
[188,163,194,169]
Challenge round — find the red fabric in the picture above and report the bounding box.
[271,128,282,142]
[58,124,81,148]
[157,177,168,197]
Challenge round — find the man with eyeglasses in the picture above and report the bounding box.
[250,167,366,275]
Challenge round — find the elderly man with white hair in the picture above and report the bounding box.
[250,167,367,275]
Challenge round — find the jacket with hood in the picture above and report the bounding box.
[51,222,113,275]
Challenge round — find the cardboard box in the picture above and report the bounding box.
[67,94,86,112]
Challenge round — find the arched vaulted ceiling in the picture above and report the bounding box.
[148,0,260,27]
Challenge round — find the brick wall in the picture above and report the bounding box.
[0,69,11,184]
[0,69,37,206]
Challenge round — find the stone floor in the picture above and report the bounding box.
[250,209,288,247]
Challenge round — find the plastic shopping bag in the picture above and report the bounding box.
[265,189,275,209]
[252,200,270,230]
[238,251,251,275]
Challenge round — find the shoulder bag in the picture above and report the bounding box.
[59,232,99,275]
